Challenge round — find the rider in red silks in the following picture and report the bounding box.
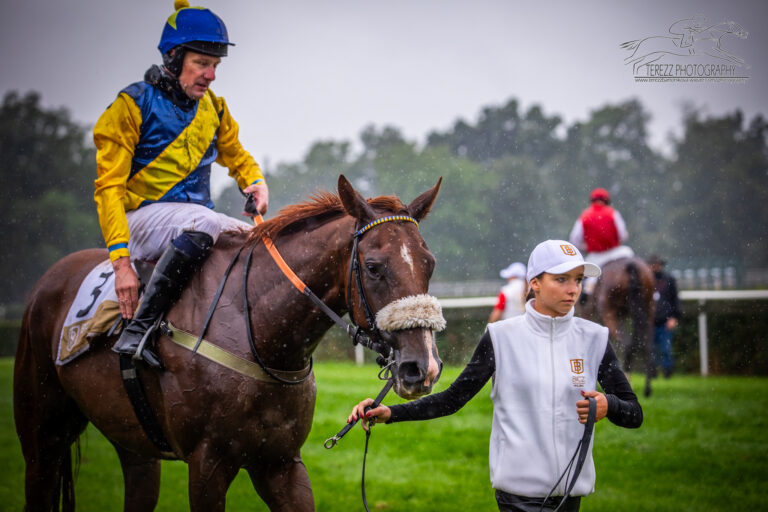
[569,188,634,301]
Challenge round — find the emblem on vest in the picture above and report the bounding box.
[570,358,586,387]
[560,244,577,256]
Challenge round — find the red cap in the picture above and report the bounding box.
[590,188,610,202]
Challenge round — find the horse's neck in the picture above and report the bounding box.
[267,216,353,308]
[240,217,354,365]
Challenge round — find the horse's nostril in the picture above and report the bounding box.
[398,361,423,385]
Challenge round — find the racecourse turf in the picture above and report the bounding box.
[1,357,767,511]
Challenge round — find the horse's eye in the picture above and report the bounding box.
[365,261,384,279]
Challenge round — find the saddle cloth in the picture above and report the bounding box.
[57,259,128,365]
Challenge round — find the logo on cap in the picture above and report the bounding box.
[560,244,577,256]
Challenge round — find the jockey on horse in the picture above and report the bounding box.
[568,188,634,303]
[94,0,269,369]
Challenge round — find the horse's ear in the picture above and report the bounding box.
[338,175,376,223]
[407,177,442,222]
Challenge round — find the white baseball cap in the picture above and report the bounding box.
[500,262,526,279]
[526,240,601,282]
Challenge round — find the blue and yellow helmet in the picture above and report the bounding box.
[158,0,234,57]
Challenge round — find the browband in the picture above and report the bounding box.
[355,215,419,238]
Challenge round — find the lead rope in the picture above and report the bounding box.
[246,196,411,509]
[324,364,393,512]
[360,378,393,512]
[540,397,597,512]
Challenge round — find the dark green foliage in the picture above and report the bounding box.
[0,91,101,304]
[672,299,768,375]
[665,111,768,267]
[219,96,767,282]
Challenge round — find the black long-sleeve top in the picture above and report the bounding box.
[653,270,682,326]
[388,332,643,428]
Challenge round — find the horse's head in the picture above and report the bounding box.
[338,175,444,400]
[726,21,748,39]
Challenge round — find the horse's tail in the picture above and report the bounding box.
[15,289,82,512]
[626,261,654,396]
[620,39,641,51]
[60,438,80,512]
[626,261,642,308]
[626,261,650,335]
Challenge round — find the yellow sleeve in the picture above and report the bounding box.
[210,92,265,189]
[93,93,142,261]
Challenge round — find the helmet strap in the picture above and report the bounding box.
[162,47,186,77]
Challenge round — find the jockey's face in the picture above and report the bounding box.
[178,51,220,100]
[530,267,584,317]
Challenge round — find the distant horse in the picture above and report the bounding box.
[621,20,748,74]
[580,257,656,397]
[14,175,443,511]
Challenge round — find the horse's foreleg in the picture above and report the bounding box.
[247,456,314,512]
[114,445,161,512]
[705,47,744,64]
[187,444,241,512]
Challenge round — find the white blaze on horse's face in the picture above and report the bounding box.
[422,330,439,388]
[400,243,414,274]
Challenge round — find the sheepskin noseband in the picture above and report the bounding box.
[375,294,446,332]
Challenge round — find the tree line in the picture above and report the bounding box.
[2,90,767,305]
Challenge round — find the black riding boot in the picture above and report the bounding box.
[112,231,214,369]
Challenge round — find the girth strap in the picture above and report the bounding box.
[165,321,311,383]
[119,355,175,457]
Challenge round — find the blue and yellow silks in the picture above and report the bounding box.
[94,84,264,262]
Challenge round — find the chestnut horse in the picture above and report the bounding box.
[581,257,656,397]
[14,175,443,511]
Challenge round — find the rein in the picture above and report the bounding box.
[180,207,416,385]
[250,211,410,365]
[244,200,438,511]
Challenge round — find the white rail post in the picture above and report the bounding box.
[698,299,709,376]
[355,343,364,365]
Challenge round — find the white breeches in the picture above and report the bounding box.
[584,245,635,268]
[583,245,635,294]
[125,202,252,262]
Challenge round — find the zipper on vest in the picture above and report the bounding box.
[549,317,561,490]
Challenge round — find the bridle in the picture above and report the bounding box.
[245,198,437,511]
[346,214,421,358]
[240,195,422,379]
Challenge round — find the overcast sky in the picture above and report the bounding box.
[2,0,766,194]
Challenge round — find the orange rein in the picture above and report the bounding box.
[251,213,307,294]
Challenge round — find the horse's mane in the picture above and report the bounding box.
[245,190,408,244]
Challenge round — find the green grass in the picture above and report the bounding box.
[2,358,768,511]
